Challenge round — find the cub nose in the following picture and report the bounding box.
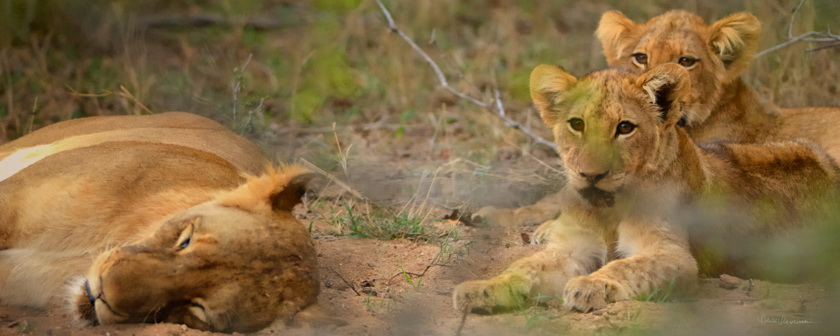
[579,171,609,183]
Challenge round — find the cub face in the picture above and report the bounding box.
[529,64,691,207]
[596,10,760,125]
[70,169,320,333]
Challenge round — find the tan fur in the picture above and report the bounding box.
[0,113,326,332]
[476,10,840,228]
[453,64,839,313]
[595,10,840,152]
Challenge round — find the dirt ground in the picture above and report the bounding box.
[0,212,833,336]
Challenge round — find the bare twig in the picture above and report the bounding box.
[139,13,300,30]
[756,0,840,57]
[375,0,555,149]
[327,267,361,296]
[66,85,153,115]
[493,89,554,147]
[299,158,369,201]
[454,306,469,336]
[386,263,451,285]
[232,54,253,122]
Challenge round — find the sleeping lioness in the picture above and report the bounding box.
[453,63,839,313]
[0,112,325,332]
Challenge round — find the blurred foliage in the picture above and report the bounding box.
[1,0,838,140]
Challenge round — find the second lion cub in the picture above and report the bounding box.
[453,63,839,313]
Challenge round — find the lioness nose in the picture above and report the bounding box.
[579,171,609,183]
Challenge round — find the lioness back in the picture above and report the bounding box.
[0,112,268,175]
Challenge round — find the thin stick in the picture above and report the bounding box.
[493,89,555,148]
[299,158,369,201]
[232,54,253,122]
[138,13,296,30]
[375,0,554,149]
[454,306,469,336]
[328,267,361,296]
[756,0,840,57]
[386,263,450,284]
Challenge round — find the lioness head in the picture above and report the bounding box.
[530,63,691,207]
[68,166,320,333]
[596,10,760,125]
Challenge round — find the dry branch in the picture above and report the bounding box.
[139,13,299,30]
[375,0,555,149]
[327,267,361,296]
[756,0,840,57]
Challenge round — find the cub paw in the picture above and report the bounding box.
[530,220,555,244]
[452,274,531,314]
[562,276,630,312]
[471,206,515,227]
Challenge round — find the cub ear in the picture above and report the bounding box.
[707,12,761,80]
[596,11,639,65]
[636,63,691,125]
[270,172,318,213]
[530,64,577,128]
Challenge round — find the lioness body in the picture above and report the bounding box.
[453,64,838,313]
[0,112,321,332]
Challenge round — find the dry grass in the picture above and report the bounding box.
[3,0,836,142]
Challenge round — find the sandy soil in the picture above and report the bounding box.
[0,222,831,336]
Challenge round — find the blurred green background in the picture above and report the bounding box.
[1,0,837,144]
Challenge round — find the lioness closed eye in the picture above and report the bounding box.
[453,64,839,314]
[0,113,335,333]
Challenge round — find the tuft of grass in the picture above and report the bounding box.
[229,55,268,135]
[634,277,676,303]
[327,202,428,241]
[398,263,423,290]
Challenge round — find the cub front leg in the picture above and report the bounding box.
[454,211,606,313]
[472,191,564,227]
[562,219,698,312]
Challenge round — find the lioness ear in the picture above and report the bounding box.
[636,63,691,125]
[596,11,639,65]
[271,172,318,213]
[216,166,318,214]
[530,64,577,128]
[707,12,761,80]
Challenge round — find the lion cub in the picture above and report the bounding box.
[453,63,839,313]
[478,10,840,228]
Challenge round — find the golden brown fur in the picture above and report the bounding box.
[453,64,839,313]
[596,10,840,153]
[0,113,326,332]
[475,9,840,228]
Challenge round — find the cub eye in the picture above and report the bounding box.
[631,53,648,66]
[568,118,585,132]
[616,121,636,136]
[677,56,697,67]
